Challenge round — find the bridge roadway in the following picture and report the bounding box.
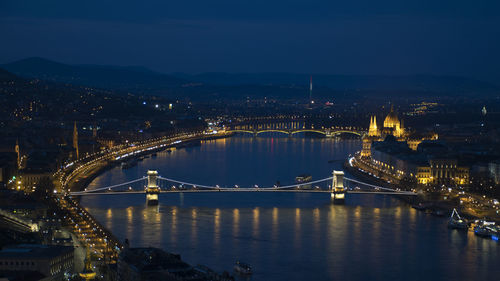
[71,189,417,196]
[70,173,418,197]
[226,128,365,137]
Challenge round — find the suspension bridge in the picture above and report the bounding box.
[69,170,417,205]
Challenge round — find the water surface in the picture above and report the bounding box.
[82,135,499,281]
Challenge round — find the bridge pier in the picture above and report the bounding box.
[331,170,346,204]
[145,170,160,205]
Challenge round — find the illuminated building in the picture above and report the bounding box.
[368,116,380,137]
[362,106,406,157]
[368,138,469,186]
[361,105,436,158]
[428,159,469,185]
[382,105,404,138]
[361,115,382,157]
[359,106,468,186]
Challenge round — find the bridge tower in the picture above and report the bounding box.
[145,170,160,205]
[331,170,346,204]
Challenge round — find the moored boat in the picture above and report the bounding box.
[448,208,468,230]
[474,220,496,238]
[121,158,138,169]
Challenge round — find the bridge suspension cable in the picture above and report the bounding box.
[72,177,147,194]
[157,176,334,190]
[69,173,415,195]
[343,177,403,192]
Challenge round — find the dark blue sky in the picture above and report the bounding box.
[1,1,499,81]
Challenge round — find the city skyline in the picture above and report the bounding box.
[1,2,499,281]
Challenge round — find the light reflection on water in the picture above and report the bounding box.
[82,136,499,281]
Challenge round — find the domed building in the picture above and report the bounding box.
[361,104,409,157]
[382,105,404,137]
[361,104,438,158]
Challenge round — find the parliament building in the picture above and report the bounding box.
[359,106,468,186]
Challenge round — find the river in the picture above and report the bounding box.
[81,135,499,281]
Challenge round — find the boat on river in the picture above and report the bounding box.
[474,220,497,238]
[295,174,312,183]
[447,208,468,230]
[121,158,138,169]
[234,261,252,275]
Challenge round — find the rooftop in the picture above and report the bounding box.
[0,244,73,260]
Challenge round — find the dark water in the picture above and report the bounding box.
[82,135,499,281]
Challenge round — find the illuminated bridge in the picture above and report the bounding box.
[226,121,366,137]
[69,170,417,205]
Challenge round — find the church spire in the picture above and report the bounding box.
[368,115,379,137]
[73,121,79,160]
[15,139,20,169]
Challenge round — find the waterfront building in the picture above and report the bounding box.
[382,105,405,138]
[428,159,469,185]
[369,137,469,186]
[0,244,74,280]
[361,105,437,158]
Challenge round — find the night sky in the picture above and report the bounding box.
[1,1,499,82]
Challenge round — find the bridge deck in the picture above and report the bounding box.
[71,190,416,196]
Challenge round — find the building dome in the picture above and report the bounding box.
[383,105,400,128]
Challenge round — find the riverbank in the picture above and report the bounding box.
[80,136,499,281]
[345,155,500,223]
[63,131,237,279]
[67,132,233,194]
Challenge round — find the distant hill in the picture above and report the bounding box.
[0,67,20,80]
[0,66,178,121]
[2,57,191,95]
[3,57,498,100]
[173,72,499,94]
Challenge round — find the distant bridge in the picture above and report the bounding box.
[225,120,366,137]
[69,170,416,205]
[228,129,363,137]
